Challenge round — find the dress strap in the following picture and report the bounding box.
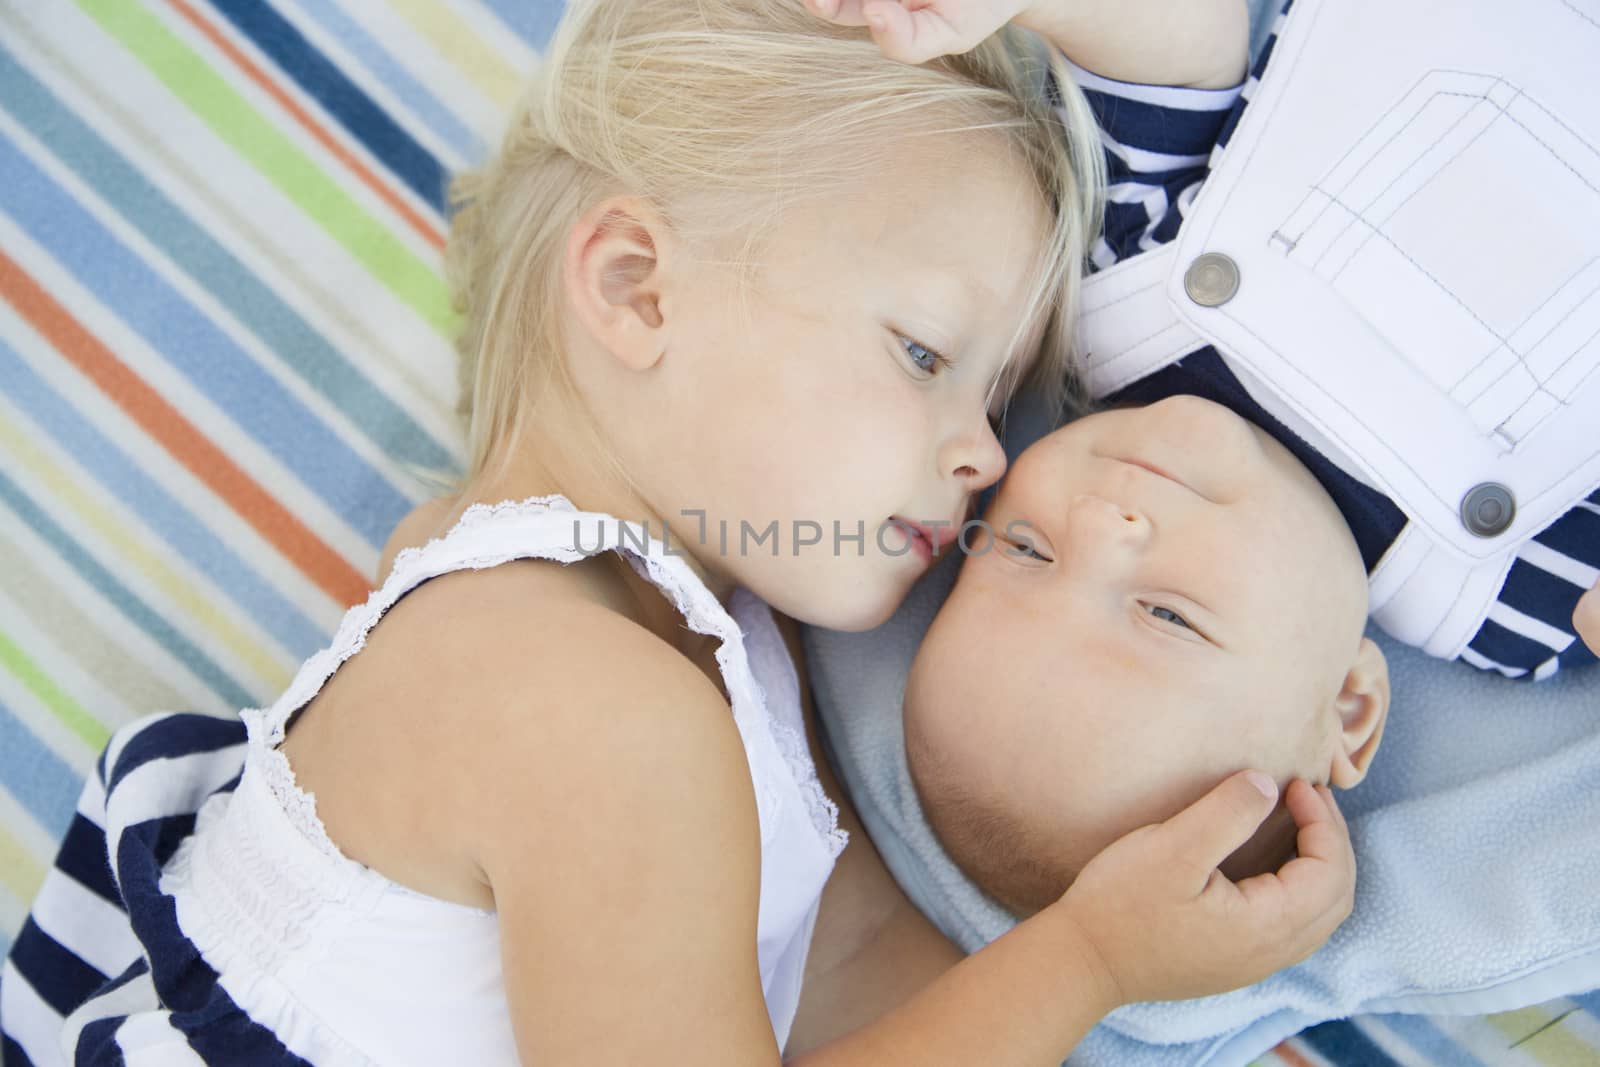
[241,494,761,748]
[730,590,848,858]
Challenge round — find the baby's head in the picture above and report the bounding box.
[905,396,1391,915]
[442,0,1108,632]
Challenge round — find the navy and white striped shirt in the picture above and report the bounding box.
[1064,14,1599,680]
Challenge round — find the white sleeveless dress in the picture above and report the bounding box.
[151,494,849,1064]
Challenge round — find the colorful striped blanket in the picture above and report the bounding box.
[0,2,1594,1064]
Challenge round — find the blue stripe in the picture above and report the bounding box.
[209,0,449,214]
[77,992,133,1065]
[0,698,81,837]
[1533,505,1600,569]
[1083,89,1238,157]
[1558,633,1597,671]
[58,813,121,907]
[106,714,244,793]
[1500,558,1586,623]
[0,340,327,662]
[0,44,459,481]
[1,1033,31,1066]
[0,77,417,550]
[1377,1013,1491,1067]
[109,812,310,1063]
[287,0,487,167]
[123,811,201,874]
[8,916,111,1016]
[0,470,257,710]
[480,0,565,49]
[1105,155,1212,188]
[1299,1018,1404,1066]
[1468,618,1554,671]
[1151,206,1184,244]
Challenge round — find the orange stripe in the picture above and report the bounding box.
[167,0,447,254]
[0,248,373,609]
[1271,1040,1321,1067]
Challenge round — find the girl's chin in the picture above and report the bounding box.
[773,568,913,633]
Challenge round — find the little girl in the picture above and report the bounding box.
[2,1,1354,1063]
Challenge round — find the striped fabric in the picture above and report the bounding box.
[0,2,1595,1064]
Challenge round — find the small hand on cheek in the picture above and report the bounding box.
[804,0,1028,65]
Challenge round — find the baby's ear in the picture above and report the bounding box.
[1328,637,1390,789]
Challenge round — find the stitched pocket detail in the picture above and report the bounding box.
[1270,72,1600,453]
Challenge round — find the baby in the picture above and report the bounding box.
[903,394,1392,916]
[897,0,1600,918]
[906,388,1600,916]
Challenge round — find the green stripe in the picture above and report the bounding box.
[1491,1006,1595,1066]
[77,0,456,336]
[0,627,110,752]
[0,822,46,909]
[0,525,187,720]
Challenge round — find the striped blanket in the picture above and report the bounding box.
[0,2,1595,1064]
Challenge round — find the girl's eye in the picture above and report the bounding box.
[898,333,951,377]
[1147,604,1193,630]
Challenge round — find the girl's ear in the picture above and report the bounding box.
[562,196,673,371]
[1328,637,1390,789]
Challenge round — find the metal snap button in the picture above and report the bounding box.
[1460,483,1515,538]
[1184,252,1240,307]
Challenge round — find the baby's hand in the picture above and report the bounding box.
[1056,774,1355,1005]
[1576,581,1600,658]
[804,0,1027,64]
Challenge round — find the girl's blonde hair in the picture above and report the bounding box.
[442,0,1104,495]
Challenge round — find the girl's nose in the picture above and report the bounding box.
[940,414,1009,493]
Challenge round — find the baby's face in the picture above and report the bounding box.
[904,395,1373,913]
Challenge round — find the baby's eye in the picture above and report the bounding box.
[998,532,1052,562]
[1146,604,1193,630]
[897,333,951,377]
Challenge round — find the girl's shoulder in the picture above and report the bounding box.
[287,534,756,911]
[374,495,467,586]
[440,566,772,1058]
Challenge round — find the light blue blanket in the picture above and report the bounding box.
[802,389,1600,1067]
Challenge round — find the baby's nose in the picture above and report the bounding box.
[1063,494,1151,558]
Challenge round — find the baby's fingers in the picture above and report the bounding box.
[1291,782,1354,888]
[805,0,869,25]
[860,2,974,64]
[1158,770,1281,893]
[1238,782,1355,946]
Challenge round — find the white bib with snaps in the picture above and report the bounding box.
[1075,0,1600,658]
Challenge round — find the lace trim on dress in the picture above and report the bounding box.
[244,495,579,913]
[245,490,842,884]
[768,716,850,859]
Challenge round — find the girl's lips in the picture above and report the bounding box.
[890,516,963,560]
